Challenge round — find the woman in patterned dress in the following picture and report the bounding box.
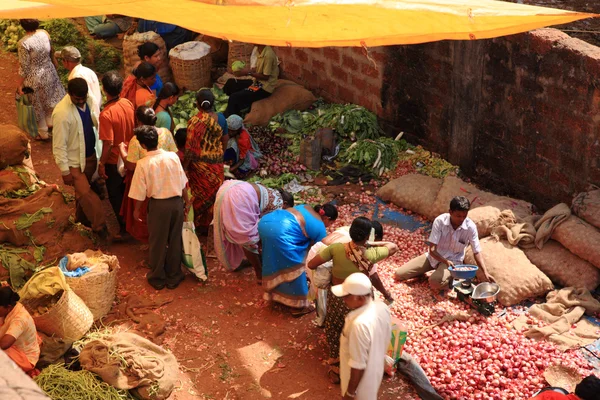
[184,90,225,232]
[16,19,65,139]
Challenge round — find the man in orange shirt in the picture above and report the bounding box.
[98,71,135,233]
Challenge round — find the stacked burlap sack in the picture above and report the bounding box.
[378,174,600,299]
[123,31,172,83]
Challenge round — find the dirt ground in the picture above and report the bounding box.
[0,50,413,399]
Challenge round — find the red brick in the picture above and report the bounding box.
[311,59,325,71]
[276,46,292,57]
[360,61,381,80]
[294,49,309,63]
[356,94,376,112]
[301,68,320,87]
[351,76,368,91]
[331,65,348,84]
[319,80,338,99]
[371,49,387,64]
[282,61,301,78]
[352,47,366,57]
[342,54,358,71]
[323,47,341,63]
[337,86,355,104]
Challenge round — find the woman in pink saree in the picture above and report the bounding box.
[213,180,293,284]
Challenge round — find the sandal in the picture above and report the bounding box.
[291,304,316,318]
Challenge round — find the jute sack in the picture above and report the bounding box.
[464,238,554,306]
[376,173,442,219]
[244,80,316,127]
[0,125,29,169]
[523,240,600,292]
[123,32,172,83]
[552,215,600,270]
[572,190,600,230]
[430,176,533,223]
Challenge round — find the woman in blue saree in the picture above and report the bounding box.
[259,203,338,317]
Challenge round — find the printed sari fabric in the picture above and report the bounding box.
[258,206,326,308]
[214,181,284,271]
[185,111,224,228]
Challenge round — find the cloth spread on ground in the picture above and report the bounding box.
[78,332,178,400]
[512,287,600,350]
[534,203,571,249]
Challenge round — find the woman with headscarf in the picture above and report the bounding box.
[224,114,262,178]
[308,217,397,383]
[213,181,294,282]
[0,286,41,375]
[118,106,177,242]
[184,90,225,231]
[258,203,338,317]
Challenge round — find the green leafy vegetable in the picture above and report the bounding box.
[15,207,53,230]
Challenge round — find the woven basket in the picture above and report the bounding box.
[195,34,228,64]
[227,41,254,73]
[123,32,173,83]
[170,43,213,91]
[65,261,119,322]
[24,289,93,342]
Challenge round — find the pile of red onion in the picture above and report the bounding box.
[327,200,597,400]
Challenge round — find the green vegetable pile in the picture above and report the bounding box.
[343,135,409,176]
[0,20,25,52]
[0,245,37,289]
[35,364,134,400]
[171,85,229,129]
[247,173,299,188]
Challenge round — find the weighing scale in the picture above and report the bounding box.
[448,265,500,316]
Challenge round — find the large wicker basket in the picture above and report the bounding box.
[227,41,255,73]
[123,31,173,83]
[170,42,213,91]
[64,255,119,322]
[23,289,93,342]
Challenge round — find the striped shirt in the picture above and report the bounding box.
[128,149,188,201]
[426,213,481,268]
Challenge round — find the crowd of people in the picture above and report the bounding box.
[6,17,600,400]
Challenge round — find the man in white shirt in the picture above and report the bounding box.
[394,196,490,290]
[128,125,190,291]
[332,273,391,400]
[55,46,102,116]
[52,78,107,237]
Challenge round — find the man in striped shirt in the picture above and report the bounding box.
[394,196,490,291]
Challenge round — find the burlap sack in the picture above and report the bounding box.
[524,240,600,292]
[243,80,316,127]
[464,238,554,306]
[123,32,172,83]
[552,215,600,270]
[376,173,442,219]
[572,190,600,230]
[430,176,532,223]
[0,125,29,169]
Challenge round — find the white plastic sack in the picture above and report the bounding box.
[169,41,211,60]
[315,288,327,327]
[182,221,208,281]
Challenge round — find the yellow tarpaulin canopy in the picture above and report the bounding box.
[0,0,595,47]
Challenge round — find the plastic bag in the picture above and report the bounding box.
[15,91,39,138]
[315,288,327,327]
[182,207,208,281]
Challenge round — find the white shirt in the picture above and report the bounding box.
[426,213,481,268]
[69,64,102,116]
[340,300,391,400]
[52,95,99,174]
[128,149,188,201]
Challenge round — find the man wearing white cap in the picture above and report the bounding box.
[332,273,391,400]
[55,46,102,116]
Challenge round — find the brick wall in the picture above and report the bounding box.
[274,28,600,210]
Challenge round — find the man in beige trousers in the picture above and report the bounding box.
[394,196,490,290]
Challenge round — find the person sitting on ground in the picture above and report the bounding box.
[56,46,102,116]
[223,114,262,178]
[213,179,294,282]
[394,196,491,291]
[0,286,41,375]
[97,70,135,235]
[52,78,108,238]
[128,125,190,291]
[331,273,391,400]
[529,375,600,400]
[308,217,396,384]
[84,15,132,39]
[223,44,279,117]
[153,82,179,131]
